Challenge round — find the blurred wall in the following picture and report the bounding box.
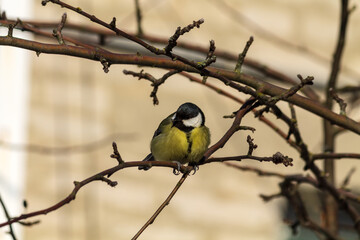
[0,0,33,239]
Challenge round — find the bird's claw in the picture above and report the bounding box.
[191,165,199,175]
[172,161,182,175]
[189,162,199,175]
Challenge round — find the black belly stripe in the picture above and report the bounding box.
[185,132,192,158]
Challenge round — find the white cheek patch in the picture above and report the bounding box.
[182,113,202,128]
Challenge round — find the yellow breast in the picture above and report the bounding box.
[151,125,210,164]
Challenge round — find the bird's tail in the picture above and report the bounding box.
[138,153,154,170]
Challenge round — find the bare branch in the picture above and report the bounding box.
[203,98,255,160]
[0,34,358,132]
[180,72,299,150]
[0,132,133,155]
[246,135,257,155]
[7,19,19,37]
[109,17,116,29]
[312,153,360,161]
[259,193,282,202]
[341,167,356,189]
[132,172,190,240]
[0,194,17,240]
[235,36,254,73]
[330,88,347,115]
[164,18,204,54]
[52,13,67,45]
[206,152,293,167]
[0,159,190,228]
[123,69,181,105]
[196,39,216,70]
[269,74,314,104]
[134,0,143,37]
[110,142,124,164]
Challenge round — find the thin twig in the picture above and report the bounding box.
[196,39,216,71]
[207,152,293,167]
[312,153,360,160]
[0,194,17,240]
[322,0,351,232]
[123,69,181,105]
[52,13,67,45]
[110,142,124,164]
[7,19,19,37]
[132,172,190,240]
[235,36,254,73]
[330,88,347,115]
[164,19,204,54]
[134,0,144,37]
[0,132,134,155]
[341,167,356,189]
[269,74,314,104]
[203,98,255,160]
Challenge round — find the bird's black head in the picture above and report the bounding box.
[172,102,205,132]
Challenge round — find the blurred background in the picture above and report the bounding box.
[1,0,360,239]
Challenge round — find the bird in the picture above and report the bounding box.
[139,102,210,172]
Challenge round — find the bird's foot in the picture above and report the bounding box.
[172,161,182,175]
[188,162,199,175]
[138,153,154,171]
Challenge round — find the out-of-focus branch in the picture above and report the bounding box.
[280,180,342,240]
[0,132,134,155]
[341,167,356,189]
[323,0,351,234]
[312,153,360,161]
[226,162,360,205]
[213,0,360,83]
[134,0,143,37]
[0,194,17,240]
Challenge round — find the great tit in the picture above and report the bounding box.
[139,102,210,170]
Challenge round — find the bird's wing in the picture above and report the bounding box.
[152,112,175,138]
